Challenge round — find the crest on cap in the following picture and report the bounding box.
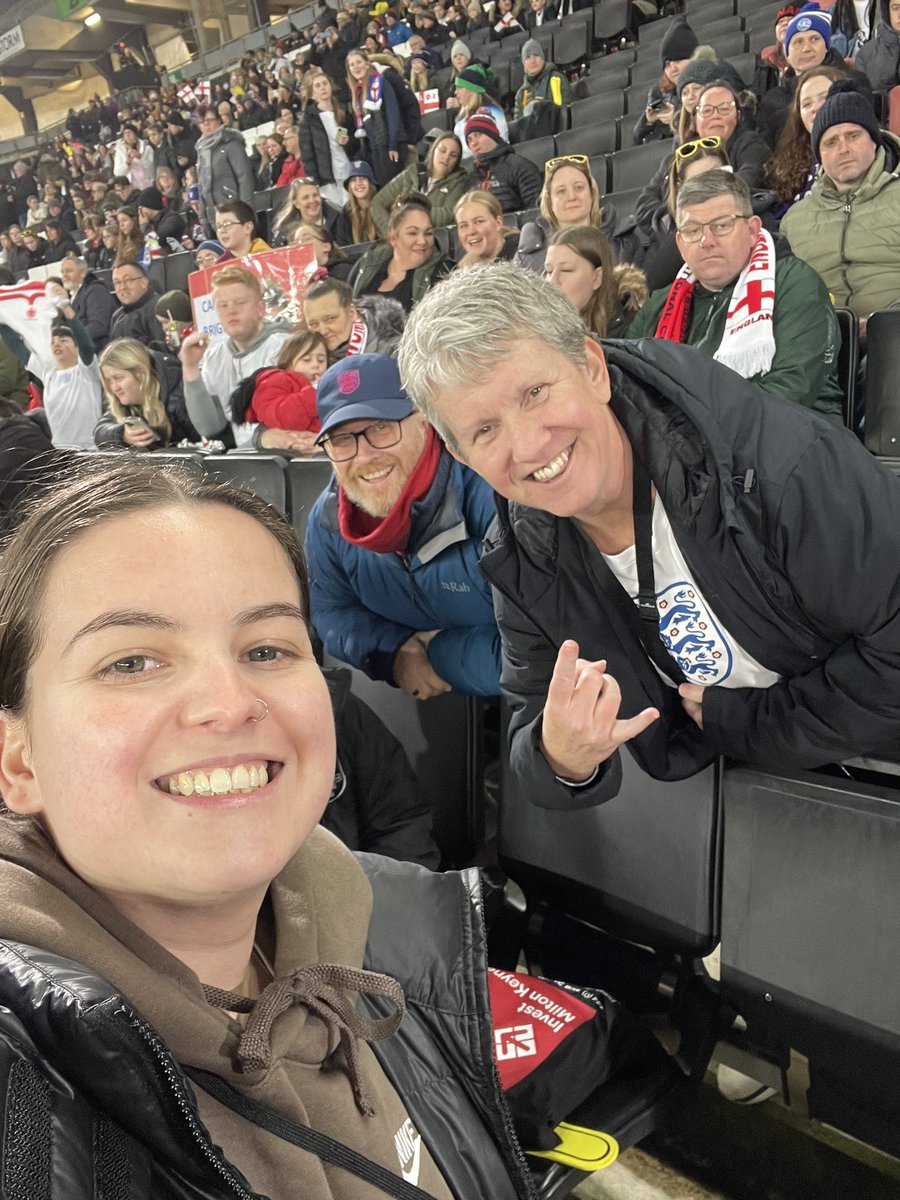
[339,369,360,395]
[796,16,812,30]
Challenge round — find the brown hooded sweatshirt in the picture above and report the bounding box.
[0,815,454,1200]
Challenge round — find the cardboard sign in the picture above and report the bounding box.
[187,243,317,341]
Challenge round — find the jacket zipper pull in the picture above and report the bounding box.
[735,468,756,494]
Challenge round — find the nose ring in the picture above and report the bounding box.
[250,698,269,723]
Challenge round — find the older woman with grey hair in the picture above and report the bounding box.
[398,262,900,808]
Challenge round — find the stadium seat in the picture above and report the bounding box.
[624,81,654,114]
[629,57,666,87]
[556,119,620,157]
[633,14,677,49]
[203,453,290,514]
[325,656,488,864]
[592,0,636,44]
[553,17,593,66]
[603,186,642,221]
[693,14,745,43]
[713,30,750,56]
[719,764,900,1160]
[684,0,737,15]
[579,62,631,94]
[161,252,193,294]
[862,309,900,460]
[533,21,559,59]
[728,51,759,86]
[834,308,859,435]
[514,134,557,171]
[284,456,334,539]
[608,140,673,190]
[589,153,611,190]
[570,92,626,125]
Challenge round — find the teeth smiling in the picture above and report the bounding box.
[361,466,392,482]
[163,761,270,797]
[531,448,570,483]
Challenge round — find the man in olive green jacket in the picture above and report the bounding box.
[0,339,29,410]
[629,171,844,425]
[781,83,900,323]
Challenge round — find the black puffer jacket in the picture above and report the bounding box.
[481,339,900,809]
[321,667,439,868]
[299,102,359,187]
[93,348,199,448]
[0,859,533,1200]
[469,142,543,213]
[72,272,117,353]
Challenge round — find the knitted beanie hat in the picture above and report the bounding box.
[776,4,802,25]
[784,7,832,55]
[522,38,543,63]
[660,18,699,64]
[451,39,472,63]
[811,79,881,160]
[455,64,489,93]
[136,186,164,210]
[464,107,501,145]
[675,55,721,100]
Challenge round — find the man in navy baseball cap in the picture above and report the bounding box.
[305,353,501,700]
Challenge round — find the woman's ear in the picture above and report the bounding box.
[0,715,41,816]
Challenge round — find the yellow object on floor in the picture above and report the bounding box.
[528,1123,620,1172]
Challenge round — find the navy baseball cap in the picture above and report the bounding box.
[316,353,415,442]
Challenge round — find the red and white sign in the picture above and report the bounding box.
[187,242,317,341]
[416,88,441,114]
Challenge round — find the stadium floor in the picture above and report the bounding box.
[569,1082,900,1199]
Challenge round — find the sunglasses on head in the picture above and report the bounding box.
[543,153,589,178]
[674,135,723,162]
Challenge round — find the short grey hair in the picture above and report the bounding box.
[676,170,752,223]
[64,256,87,274]
[398,263,587,451]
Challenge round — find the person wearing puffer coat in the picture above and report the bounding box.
[781,84,900,319]
[464,110,542,214]
[855,0,900,92]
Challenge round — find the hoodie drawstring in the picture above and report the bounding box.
[203,964,405,1116]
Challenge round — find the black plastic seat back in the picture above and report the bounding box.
[203,453,290,514]
[580,62,631,94]
[608,139,672,191]
[553,17,592,66]
[556,120,619,157]
[323,656,485,861]
[285,456,334,540]
[499,714,722,956]
[863,309,900,458]
[720,765,900,1158]
[570,92,626,126]
[833,307,859,434]
[593,0,635,43]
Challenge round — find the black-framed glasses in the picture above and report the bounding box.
[677,213,748,242]
[319,419,403,461]
[674,135,722,161]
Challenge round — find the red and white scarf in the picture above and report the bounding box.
[655,228,777,379]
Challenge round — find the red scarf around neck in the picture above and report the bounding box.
[654,276,695,342]
[338,426,442,553]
